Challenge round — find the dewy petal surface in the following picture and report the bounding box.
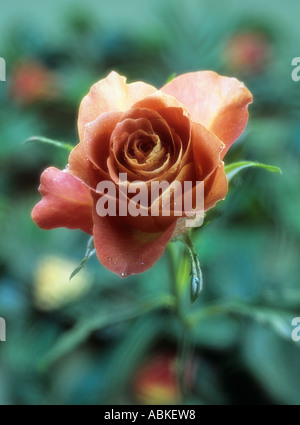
[92,195,177,276]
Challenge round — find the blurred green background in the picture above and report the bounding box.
[0,0,300,405]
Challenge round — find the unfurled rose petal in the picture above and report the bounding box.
[191,121,225,179]
[68,142,91,185]
[78,71,157,141]
[92,198,177,276]
[32,167,93,234]
[203,163,228,211]
[85,111,123,180]
[161,71,253,157]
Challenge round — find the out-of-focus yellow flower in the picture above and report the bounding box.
[34,256,91,311]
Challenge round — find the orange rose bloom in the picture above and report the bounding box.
[32,71,252,276]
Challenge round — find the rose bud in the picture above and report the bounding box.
[32,71,252,276]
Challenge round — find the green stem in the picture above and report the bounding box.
[167,243,193,403]
[178,327,193,401]
[167,243,189,324]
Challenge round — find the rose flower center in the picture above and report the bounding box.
[109,110,185,182]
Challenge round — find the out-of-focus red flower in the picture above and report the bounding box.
[11,61,59,104]
[132,352,180,405]
[32,71,252,276]
[225,32,271,75]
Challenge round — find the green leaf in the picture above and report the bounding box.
[180,233,203,304]
[192,315,239,349]
[165,72,177,84]
[70,237,96,280]
[103,314,163,401]
[225,161,282,183]
[230,303,293,339]
[39,295,174,369]
[25,136,74,152]
[242,325,300,405]
[190,300,295,339]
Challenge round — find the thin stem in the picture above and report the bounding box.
[178,326,194,401]
[167,243,193,403]
[167,242,185,321]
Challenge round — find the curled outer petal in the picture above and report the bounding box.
[78,71,157,142]
[32,167,93,234]
[161,71,253,158]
